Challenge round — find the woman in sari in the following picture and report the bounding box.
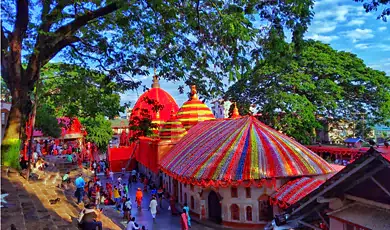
[180,208,189,230]
[183,203,191,227]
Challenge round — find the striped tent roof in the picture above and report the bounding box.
[176,85,215,130]
[270,177,325,208]
[159,115,187,142]
[160,116,335,187]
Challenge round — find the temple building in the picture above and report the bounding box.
[108,75,342,228]
[159,115,337,228]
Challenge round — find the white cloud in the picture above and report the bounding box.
[346,19,365,26]
[314,5,349,22]
[306,34,339,43]
[376,44,390,51]
[379,26,387,31]
[343,28,374,42]
[354,43,370,49]
[309,21,337,34]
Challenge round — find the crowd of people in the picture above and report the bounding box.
[74,169,192,230]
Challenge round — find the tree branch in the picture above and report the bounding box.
[39,36,81,69]
[53,2,119,39]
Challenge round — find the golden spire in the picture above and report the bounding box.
[190,85,198,100]
[231,102,240,118]
[151,67,160,88]
[156,110,160,119]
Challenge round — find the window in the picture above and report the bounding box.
[258,195,273,221]
[231,187,238,198]
[246,206,252,221]
[245,187,251,198]
[184,193,187,204]
[230,204,240,221]
[190,184,194,192]
[191,196,195,209]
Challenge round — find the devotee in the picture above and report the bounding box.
[113,186,121,207]
[180,208,189,230]
[169,195,178,215]
[78,203,103,230]
[124,198,132,221]
[149,196,158,222]
[62,171,71,189]
[128,173,133,189]
[95,185,101,209]
[109,170,114,182]
[131,169,137,182]
[36,141,41,156]
[123,183,129,198]
[106,182,113,201]
[118,182,124,197]
[183,203,191,227]
[157,187,164,208]
[136,188,143,209]
[127,217,139,230]
[75,174,85,204]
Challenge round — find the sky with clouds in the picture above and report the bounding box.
[117,0,390,110]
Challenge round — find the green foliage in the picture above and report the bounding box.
[1,0,315,101]
[226,40,390,144]
[39,63,124,119]
[35,104,61,138]
[353,0,390,21]
[80,115,113,151]
[2,139,21,169]
[0,77,11,102]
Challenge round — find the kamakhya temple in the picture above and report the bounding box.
[108,76,341,228]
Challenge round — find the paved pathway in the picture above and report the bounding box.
[96,172,215,230]
[0,156,216,230]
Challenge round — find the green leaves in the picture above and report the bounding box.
[80,115,113,151]
[35,104,62,138]
[226,40,390,144]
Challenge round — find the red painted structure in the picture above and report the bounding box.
[306,145,368,161]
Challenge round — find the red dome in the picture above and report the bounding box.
[130,76,179,123]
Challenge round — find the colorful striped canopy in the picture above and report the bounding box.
[159,116,187,141]
[160,116,335,187]
[176,85,215,130]
[270,177,325,208]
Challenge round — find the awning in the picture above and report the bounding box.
[270,177,325,208]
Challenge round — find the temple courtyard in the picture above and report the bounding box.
[0,156,218,230]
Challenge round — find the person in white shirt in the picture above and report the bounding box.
[126,217,139,230]
[149,197,158,222]
[109,170,114,182]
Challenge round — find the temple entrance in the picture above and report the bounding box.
[208,190,222,224]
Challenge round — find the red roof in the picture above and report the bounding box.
[130,77,179,123]
[270,177,325,208]
[33,117,86,138]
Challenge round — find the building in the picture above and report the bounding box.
[1,102,11,142]
[159,115,337,228]
[211,99,232,118]
[374,124,390,143]
[274,147,390,230]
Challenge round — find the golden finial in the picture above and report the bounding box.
[151,74,160,88]
[190,85,198,100]
[231,102,240,118]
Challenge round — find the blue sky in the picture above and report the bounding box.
[120,0,389,109]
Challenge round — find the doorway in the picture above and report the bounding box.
[208,190,222,224]
[173,179,179,200]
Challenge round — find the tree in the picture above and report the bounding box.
[1,0,314,166]
[226,40,390,144]
[39,63,125,119]
[354,0,390,21]
[35,104,61,138]
[80,115,113,151]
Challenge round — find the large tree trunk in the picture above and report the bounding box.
[1,79,31,168]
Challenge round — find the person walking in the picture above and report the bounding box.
[157,187,164,209]
[124,198,132,221]
[180,208,189,230]
[123,183,129,198]
[113,186,121,208]
[127,217,139,230]
[75,174,85,204]
[136,188,143,209]
[183,203,191,228]
[149,197,158,222]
